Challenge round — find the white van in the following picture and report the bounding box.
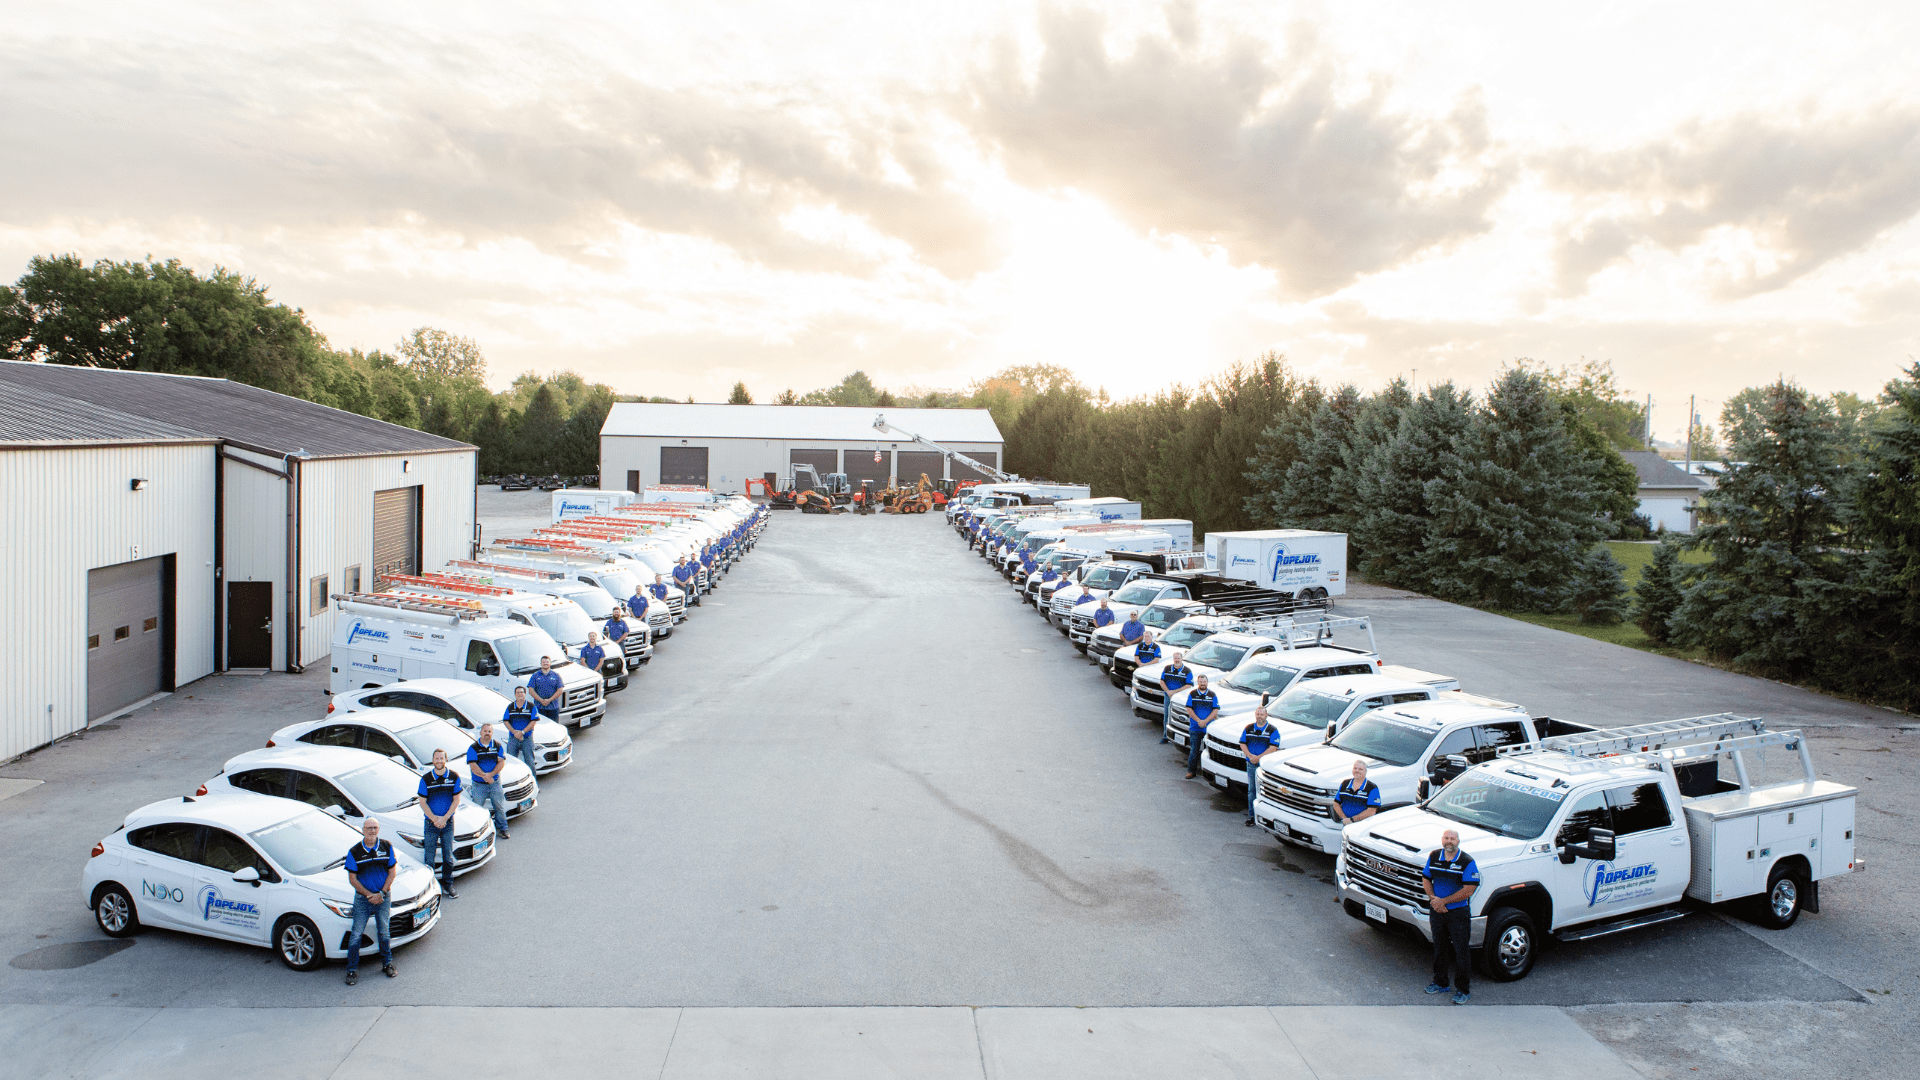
[443,560,650,675]
[552,489,637,522]
[487,545,678,638]
[328,593,608,728]
[381,573,644,693]
[523,531,693,617]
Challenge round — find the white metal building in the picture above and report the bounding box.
[0,362,477,762]
[600,403,1005,492]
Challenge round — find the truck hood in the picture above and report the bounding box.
[1269,744,1400,782]
[1207,685,1270,713]
[1350,808,1532,866]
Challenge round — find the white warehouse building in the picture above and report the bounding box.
[600,402,1005,492]
[0,362,477,762]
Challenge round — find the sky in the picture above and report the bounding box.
[3,1,1917,441]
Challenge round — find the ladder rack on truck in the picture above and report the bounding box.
[492,539,608,559]
[378,572,520,598]
[1500,713,1817,790]
[331,591,486,620]
[447,560,566,581]
[1238,613,1375,653]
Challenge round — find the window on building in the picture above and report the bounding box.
[344,565,362,594]
[310,574,330,615]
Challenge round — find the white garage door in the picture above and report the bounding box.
[1639,497,1694,533]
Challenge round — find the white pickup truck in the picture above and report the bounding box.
[1336,715,1866,981]
[1046,548,1197,631]
[1130,617,1374,724]
[1256,697,1568,854]
[1191,670,1464,792]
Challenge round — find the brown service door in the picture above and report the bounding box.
[227,582,275,669]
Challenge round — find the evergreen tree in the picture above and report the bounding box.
[1670,381,1846,675]
[1003,386,1092,480]
[471,399,514,475]
[1566,546,1630,624]
[1632,537,1688,643]
[1273,385,1364,534]
[1350,383,1474,591]
[776,388,798,405]
[728,381,753,404]
[1424,368,1608,611]
[515,384,566,474]
[559,388,613,474]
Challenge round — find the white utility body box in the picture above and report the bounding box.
[1682,782,1857,903]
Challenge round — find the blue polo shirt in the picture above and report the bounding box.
[650,581,669,601]
[1041,568,1057,583]
[345,838,395,894]
[673,564,692,586]
[604,615,628,642]
[503,699,539,737]
[1074,592,1096,606]
[627,594,649,618]
[1187,687,1220,727]
[467,738,505,782]
[580,642,605,673]
[418,767,461,817]
[1160,663,1193,692]
[527,669,564,708]
[1335,778,1382,819]
[1134,640,1161,664]
[1093,608,1115,627]
[1424,848,1480,909]
[1241,718,1280,758]
[1119,618,1144,643]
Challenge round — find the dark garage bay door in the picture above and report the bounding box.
[843,448,890,487]
[373,486,421,588]
[789,449,837,483]
[896,451,944,484]
[88,557,167,720]
[952,450,1000,482]
[660,446,709,486]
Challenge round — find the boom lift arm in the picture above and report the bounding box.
[873,414,1019,483]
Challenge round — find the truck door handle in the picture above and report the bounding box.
[1669,836,1686,845]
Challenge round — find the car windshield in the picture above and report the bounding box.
[563,589,615,619]
[1428,774,1566,839]
[396,720,475,765]
[1187,640,1249,671]
[1141,606,1183,629]
[1082,566,1131,590]
[533,605,594,645]
[1331,714,1435,767]
[1111,583,1160,606]
[597,568,640,597]
[337,759,427,813]
[1271,687,1346,728]
[1161,624,1212,648]
[1227,665,1300,696]
[494,629,568,675]
[251,810,362,876]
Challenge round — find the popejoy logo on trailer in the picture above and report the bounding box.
[1267,544,1321,580]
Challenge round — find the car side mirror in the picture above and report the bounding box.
[323,804,347,819]
[231,866,261,885]
[1324,722,1336,744]
[390,754,408,766]
[1416,778,1430,801]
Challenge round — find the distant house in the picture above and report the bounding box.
[1621,451,1712,533]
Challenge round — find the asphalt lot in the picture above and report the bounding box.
[3,493,1915,1077]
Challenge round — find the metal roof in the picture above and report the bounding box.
[0,361,474,458]
[1619,450,1711,491]
[602,402,1003,443]
[0,380,212,446]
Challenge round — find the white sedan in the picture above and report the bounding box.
[267,707,539,821]
[329,679,572,774]
[82,792,441,970]
[201,745,497,877]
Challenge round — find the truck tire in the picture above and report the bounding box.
[1752,862,1806,929]
[1479,906,1538,982]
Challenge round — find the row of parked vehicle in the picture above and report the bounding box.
[80,493,768,972]
[949,491,1867,983]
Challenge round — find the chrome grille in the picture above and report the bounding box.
[1134,676,1165,706]
[454,826,488,842]
[1276,776,1332,819]
[621,637,646,658]
[1342,841,1427,908]
[667,596,686,616]
[566,683,599,708]
[503,777,535,802]
[1207,737,1244,769]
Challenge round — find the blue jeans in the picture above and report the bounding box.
[469,777,509,834]
[347,892,392,971]
[507,730,541,774]
[1188,721,1208,772]
[422,819,455,885]
[1246,761,1261,820]
[1159,693,1172,743]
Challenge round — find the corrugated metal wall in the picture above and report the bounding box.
[221,446,289,671]
[2,444,217,761]
[601,437,1003,489]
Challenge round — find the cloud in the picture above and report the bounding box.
[0,31,1005,279]
[965,7,1513,297]
[1544,106,1920,297]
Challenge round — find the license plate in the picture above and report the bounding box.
[518,798,533,810]
[1213,774,1228,789]
[578,716,595,728]
[1365,903,1387,923]
[1098,657,1111,668]
[475,838,492,854]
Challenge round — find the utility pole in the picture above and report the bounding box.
[1645,394,1653,450]
[1685,394,1695,473]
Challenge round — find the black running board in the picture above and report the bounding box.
[1554,907,1686,942]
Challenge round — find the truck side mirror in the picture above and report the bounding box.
[1324,722,1337,744]
[1558,827,1618,864]
[1416,778,1430,801]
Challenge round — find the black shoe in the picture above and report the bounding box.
[345,969,358,985]
[383,962,397,978]
[500,830,511,840]
[1244,819,1256,827]
[441,886,458,899]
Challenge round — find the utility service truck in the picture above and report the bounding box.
[551,489,637,522]
[379,572,637,693]
[1335,715,1865,981]
[440,559,652,676]
[486,542,677,640]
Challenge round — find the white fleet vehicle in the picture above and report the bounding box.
[1179,651,1455,737]
[1043,541,1188,629]
[203,746,499,875]
[1256,696,1572,853]
[1337,716,1866,981]
[272,709,543,815]
[487,542,678,637]
[1130,618,1351,722]
[1052,496,1141,521]
[551,488,637,521]
[1207,529,1348,602]
[381,573,634,693]
[1191,672,1463,792]
[327,592,608,729]
[1062,556,1242,652]
[442,560,651,679]
[523,529,695,617]
[82,794,441,970]
[327,680,571,774]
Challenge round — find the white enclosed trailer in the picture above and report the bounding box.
[1207,529,1347,599]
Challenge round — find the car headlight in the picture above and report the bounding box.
[397,831,425,847]
[320,898,355,919]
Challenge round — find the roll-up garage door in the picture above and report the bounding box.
[843,448,890,487]
[373,486,421,588]
[896,451,945,484]
[88,557,165,720]
[952,451,1000,481]
[789,449,837,482]
[660,446,709,486]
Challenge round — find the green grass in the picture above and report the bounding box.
[1482,541,1714,658]
[1601,539,1713,589]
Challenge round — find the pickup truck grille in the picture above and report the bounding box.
[1090,637,1119,660]
[565,683,599,709]
[1134,677,1166,707]
[620,636,646,658]
[1166,706,1191,737]
[666,595,685,616]
[1069,613,1093,632]
[1050,595,1074,618]
[1273,776,1332,819]
[1342,841,1427,909]
[1207,738,1245,772]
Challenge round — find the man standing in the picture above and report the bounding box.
[1092,598,1116,633]
[1239,702,1283,827]
[1333,760,1382,828]
[1158,651,1192,745]
[467,722,511,839]
[603,609,630,661]
[672,556,694,598]
[650,573,671,607]
[527,656,563,723]
[503,685,542,775]
[415,748,462,900]
[1133,630,1160,667]
[626,586,650,627]
[1118,609,1145,652]
[343,818,397,985]
[1184,673,1220,779]
[1423,829,1480,1005]
[579,631,607,687]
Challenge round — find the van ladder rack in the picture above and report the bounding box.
[332,591,486,620]
[447,559,565,581]
[380,572,519,597]
[1514,714,1768,759]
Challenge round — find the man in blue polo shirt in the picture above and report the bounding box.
[1092,598,1116,633]
[650,574,671,605]
[1119,610,1145,651]
[603,610,629,659]
[1073,588,1096,609]
[626,586,650,625]
[579,631,606,687]
[527,655,564,724]
[415,747,463,899]
[673,556,693,596]
[1239,701,1282,826]
[1423,830,1480,1004]
[503,685,542,775]
[467,722,511,838]
[1332,759,1382,828]
[1183,673,1219,778]
[343,818,397,985]
[1158,651,1192,745]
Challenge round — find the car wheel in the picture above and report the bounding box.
[1480,906,1537,982]
[93,884,139,938]
[275,915,325,971]
[1752,863,1806,929]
